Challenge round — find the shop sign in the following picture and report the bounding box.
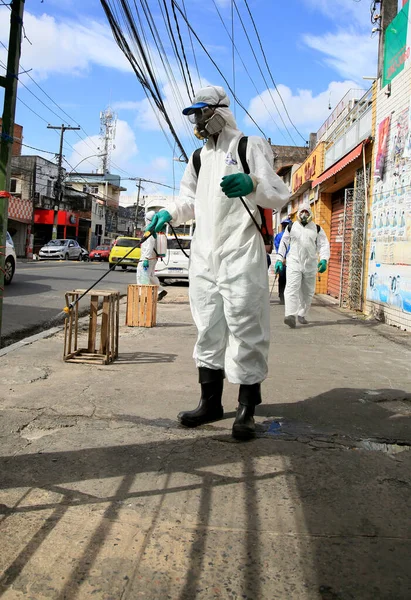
[383,3,410,87]
[292,144,324,193]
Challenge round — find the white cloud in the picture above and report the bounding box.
[304,30,378,82]
[66,119,138,174]
[150,157,170,173]
[119,79,207,139]
[0,11,131,80]
[246,80,360,137]
[301,0,378,83]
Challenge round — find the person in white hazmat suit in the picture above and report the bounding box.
[136,210,167,301]
[275,204,330,328]
[146,85,289,440]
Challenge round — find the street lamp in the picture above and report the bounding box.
[64,153,107,179]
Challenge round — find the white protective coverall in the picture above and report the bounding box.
[165,86,289,384]
[278,205,330,318]
[136,211,165,292]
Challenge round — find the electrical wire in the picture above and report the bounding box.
[181,0,202,87]
[171,0,195,96]
[134,0,197,150]
[160,0,192,98]
[20,142,56,155]
[16,96,49,124]
[170,0,267,138]
[232,0,296,144]
[242,0,306,144]
[100,0,189,161]
[140,0,198,148]
[211,0,289,144]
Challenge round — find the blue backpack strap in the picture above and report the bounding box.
[192,148,202,178]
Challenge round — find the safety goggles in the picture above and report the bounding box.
[187,104,228,124]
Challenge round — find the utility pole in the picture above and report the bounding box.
[134,178,143,236]
[377,0,398,78]
[0,0,25,343]
[47,124,80,239]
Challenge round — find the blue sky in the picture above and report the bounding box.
[0,0,383,201]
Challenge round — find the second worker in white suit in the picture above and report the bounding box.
[136,210,168,301]
[146,85,289,439]
[276,204,330,328]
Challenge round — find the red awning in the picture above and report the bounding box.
[312,142,364,187]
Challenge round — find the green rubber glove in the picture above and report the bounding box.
[145,210,172,238]
[143,259,149,268]
[220,173,254,198]
[275,260,284,274]
[318,259,327,273]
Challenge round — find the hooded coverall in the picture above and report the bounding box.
[166,86,289,384]
[278,205,330,319]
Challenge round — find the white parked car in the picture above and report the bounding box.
[155,236,191,282]
[4,231,16,285]
[39,239,82,261]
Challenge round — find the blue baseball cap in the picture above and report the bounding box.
[281,218,292,225]
[182,102,209,116]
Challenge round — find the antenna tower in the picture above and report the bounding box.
[99,107,117,173]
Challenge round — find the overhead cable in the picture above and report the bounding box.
[232,0,296,144]
[211,0,290,144]
[100,0,189,161]
[170,0,267,138]
[242,0,306,144]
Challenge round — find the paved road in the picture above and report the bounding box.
[1,260,138,345]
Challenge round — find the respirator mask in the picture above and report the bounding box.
[188,105,227,139]
[299,210,312,226]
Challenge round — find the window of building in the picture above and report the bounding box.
[10,179,17,193]
[46,180,52,197]
[90,186,99,194]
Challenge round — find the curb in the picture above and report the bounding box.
[0,326,63,358]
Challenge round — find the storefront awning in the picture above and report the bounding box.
[312,142,364,187]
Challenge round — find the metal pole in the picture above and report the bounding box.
[339,191,348,307]
[134,178,141,236]
[360,145,369,311]
[0,0,25,343]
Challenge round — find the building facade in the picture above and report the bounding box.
[365,2,411,330]
[66,172,126,245]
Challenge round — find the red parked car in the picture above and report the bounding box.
[89,245,111,262]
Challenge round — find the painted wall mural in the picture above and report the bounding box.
[368,105,411,314]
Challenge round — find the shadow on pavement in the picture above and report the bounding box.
[116,351,178,365]
[0,388,410,599]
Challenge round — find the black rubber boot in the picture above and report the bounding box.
[232,383,262,440]
[178,367,224,427]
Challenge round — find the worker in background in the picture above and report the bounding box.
[275,204,329,328]
[274,218,292,304]
[146,85,289,440]
[136,210,168,301]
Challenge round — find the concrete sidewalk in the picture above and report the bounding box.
[0,286,411,599]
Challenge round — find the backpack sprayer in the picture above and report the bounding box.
[63,231,156,314]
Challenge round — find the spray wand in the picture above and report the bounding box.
[63,231,154,314]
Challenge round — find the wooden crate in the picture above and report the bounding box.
[63,289,120,365]
[126,284,158,327]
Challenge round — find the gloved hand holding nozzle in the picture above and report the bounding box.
[144,209,172,238]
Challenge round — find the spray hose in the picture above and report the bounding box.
[64,196,265,313]
[63,231,154,313]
